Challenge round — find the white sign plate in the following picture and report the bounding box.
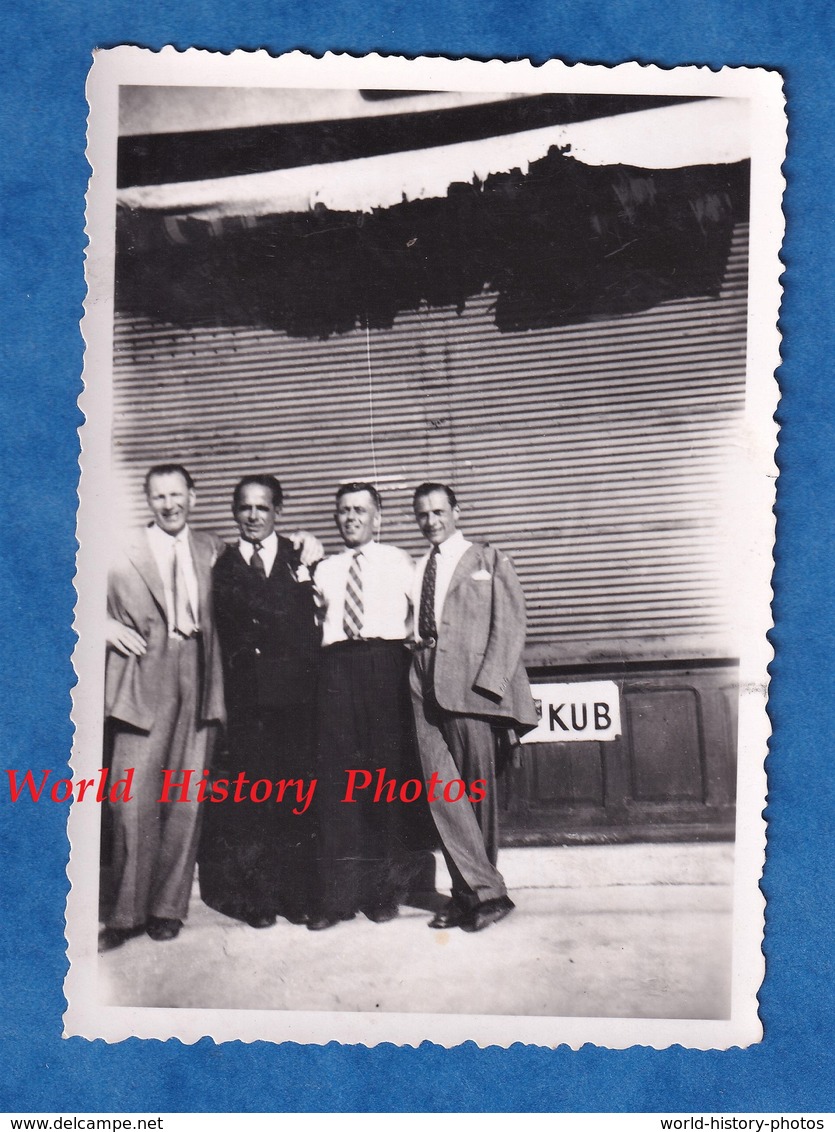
[523,681,622,743]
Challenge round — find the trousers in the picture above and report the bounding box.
[107,636,212,928]
[316,639,433,917]
[198,705,317,922]
[410,648,507,908]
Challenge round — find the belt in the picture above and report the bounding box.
[329,637,407,650]
[412,636,437,650]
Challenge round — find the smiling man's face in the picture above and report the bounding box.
[146,471,195,536]
[335,489,380,548]
[234,482,279,544]
[414,489,459,546]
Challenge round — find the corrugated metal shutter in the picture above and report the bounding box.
[112,222,748,666]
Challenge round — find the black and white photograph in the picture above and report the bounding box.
[66,50,783,1048]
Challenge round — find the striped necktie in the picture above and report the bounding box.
[343,549,364,639]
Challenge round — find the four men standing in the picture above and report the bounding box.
[101,468,535,950]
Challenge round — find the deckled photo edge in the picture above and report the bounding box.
[65,49,784,1049]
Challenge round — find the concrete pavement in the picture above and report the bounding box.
[98,842,733,1019]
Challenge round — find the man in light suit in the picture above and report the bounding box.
[100,464,225,951]
[410,482,538,932]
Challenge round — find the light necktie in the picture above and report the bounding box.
[172,538,197,636]
[418,546,439,641]
[343,549,364,639]
[250,540,266,578]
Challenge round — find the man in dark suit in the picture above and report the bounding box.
[100,464,226,951]
[410,482,538,933]
[198,474,321,929]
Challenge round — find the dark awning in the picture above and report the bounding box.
[116,148,749,339]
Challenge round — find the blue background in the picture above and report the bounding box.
[0,0,832,1113]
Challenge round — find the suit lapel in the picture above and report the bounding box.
[125,529,167,613]
[443,543,482,602]
[275,535,296,577]
[230,540,272,582]
[189,529,214,605]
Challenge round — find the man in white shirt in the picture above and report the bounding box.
[308,482,429,930]
[410,482,538,933]
[101,464,226,951]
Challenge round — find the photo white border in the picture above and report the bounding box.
[66,49,784,1048]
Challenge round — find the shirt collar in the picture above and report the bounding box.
[239,530,278,555]
[344,539,378,558]
[148,522,190,547]
[435,529,467,557]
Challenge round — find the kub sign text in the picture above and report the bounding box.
[523,681,622,744]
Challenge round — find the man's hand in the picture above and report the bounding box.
[107,618,147,657]
[289,530,325,568]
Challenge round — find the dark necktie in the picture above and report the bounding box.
[418,546,439,641]
[250,540,266,578]
[343,549,364,639]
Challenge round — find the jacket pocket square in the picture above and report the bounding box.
[471,569,492,580]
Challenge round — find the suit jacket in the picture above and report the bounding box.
[212,537,319,718]
[430,542,538,734]
[105,526,226,732]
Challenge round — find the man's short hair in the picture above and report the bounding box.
[413,482,458,510]
[232,474,284,511]
[335,481,382,511]
[144,463,195,494]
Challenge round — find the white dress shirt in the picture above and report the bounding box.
[146,522,200,634]
[236,530,279,577]
[315,540,415,647]
[413,528,473,638]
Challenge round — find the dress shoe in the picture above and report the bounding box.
[98,924,145,953]
[307,911,356,931]
[363,905,399,924]
[243,910,276,929]
[428,901,470,929]
[306,915,340,931]
[146,917,182,942]
[460,895,515,933]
